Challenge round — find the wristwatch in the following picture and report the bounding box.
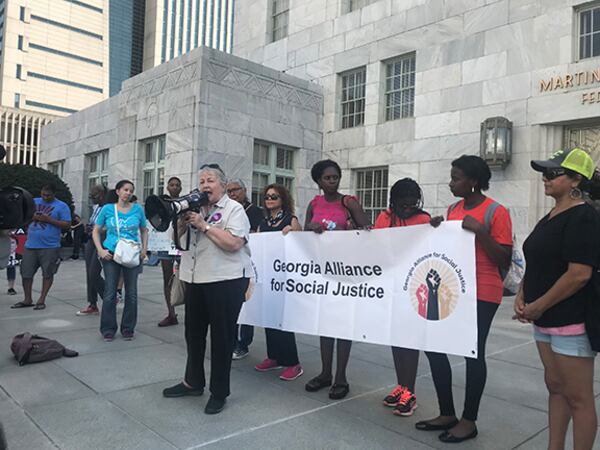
[203,225,211,233]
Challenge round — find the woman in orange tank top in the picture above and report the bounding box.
[416,155,513,443]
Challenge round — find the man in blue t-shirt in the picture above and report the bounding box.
[11,184,71,310]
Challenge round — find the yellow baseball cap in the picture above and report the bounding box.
[531,148,595,180]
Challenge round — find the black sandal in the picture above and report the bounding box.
[439,428,478,443]
[305,376,332,392]
[415,418,459,431]
[328,383,350,399]
[10,301,34,309]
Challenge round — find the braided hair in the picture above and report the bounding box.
[389,178,428,224]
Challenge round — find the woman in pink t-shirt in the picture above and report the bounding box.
[303,159,370,400]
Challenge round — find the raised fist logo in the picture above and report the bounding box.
[416,283,429,318]
[425,269,441,320]
[438,283,455,319]
[409,260,459,321]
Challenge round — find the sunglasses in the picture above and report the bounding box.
[226,187,243,194]
[543,169,567,180]
[200,163,224,173]
[264,194,281,201]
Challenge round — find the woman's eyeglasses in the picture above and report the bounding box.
[543,169,567,180]
[264,194,280,201]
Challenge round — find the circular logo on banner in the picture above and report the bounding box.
[407,258,460,321]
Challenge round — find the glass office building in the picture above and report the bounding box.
[109,0,145,96]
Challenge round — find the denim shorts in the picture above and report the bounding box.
[534,328,597,358]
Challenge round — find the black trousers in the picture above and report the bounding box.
[84,240,104,306]
[184,277,249,399]
[424,300,499,422]
[266,328,299,366]
[72,227,84,257]
[235,324,254,350]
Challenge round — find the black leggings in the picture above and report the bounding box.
[424,300,499,422]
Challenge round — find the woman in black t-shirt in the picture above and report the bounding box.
[254,184,304,381]
[514,148,600,450]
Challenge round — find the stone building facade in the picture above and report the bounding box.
[233,0,600,238]
[39,47,323,217]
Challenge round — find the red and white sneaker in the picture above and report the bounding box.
[254,358,282,372]
[279,364,303,381]
[393,388,417,416]
[383,385,406,407]
[77,305,99,316]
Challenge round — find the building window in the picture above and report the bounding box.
[14,93,20,107]
[161,0,168,62]
[48,160,65,179]
[340,67,366,129]
[25,100,77,114]
[27,71,103,93]
[170,0,176,59]
[251,140,295,206]
[64,0,103,14]
[348,0,377,12]
[30,14,103,40]
[384,53,416,121]
[16,64,21,79]
[272,0,289,42]
[578,4,600,59]
[87,150,109,196]
[142,135,166,200]
[29,43,103,66]
[354,167,388,224]
[17,35,23,50]
[19,6,24,21]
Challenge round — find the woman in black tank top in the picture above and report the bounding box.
[254,184,303,381]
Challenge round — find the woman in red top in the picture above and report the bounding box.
[376,179,430,417]
[416,155,513,443]
[304,159,370,400]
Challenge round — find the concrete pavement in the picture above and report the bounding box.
[0,259,598,450]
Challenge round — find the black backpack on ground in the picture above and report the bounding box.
[10,333,78,366]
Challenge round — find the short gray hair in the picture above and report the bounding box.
[227,178,246,190]
[198,166,227,186]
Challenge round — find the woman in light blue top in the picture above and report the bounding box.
[93,180,148,342]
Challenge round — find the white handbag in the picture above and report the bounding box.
[112,204,141,268]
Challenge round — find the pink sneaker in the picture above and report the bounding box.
[254,358,282,372]
[279,364,304,381]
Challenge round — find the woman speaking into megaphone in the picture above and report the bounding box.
[162,164,253,415]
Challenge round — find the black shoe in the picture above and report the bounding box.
[232,348,249,360]
[439,428,478,443]
[162,382,204,398]
[415,418,459,431]
[204,396,226,414]
[328,383,350,400]
[305,376,332,392]
[7,288,16,295]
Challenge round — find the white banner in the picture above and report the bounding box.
[239,222,478,357]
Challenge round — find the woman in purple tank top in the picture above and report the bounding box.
[304,159,370,400]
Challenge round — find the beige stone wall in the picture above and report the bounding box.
[40,47,323,220]
[233,0,600,240]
